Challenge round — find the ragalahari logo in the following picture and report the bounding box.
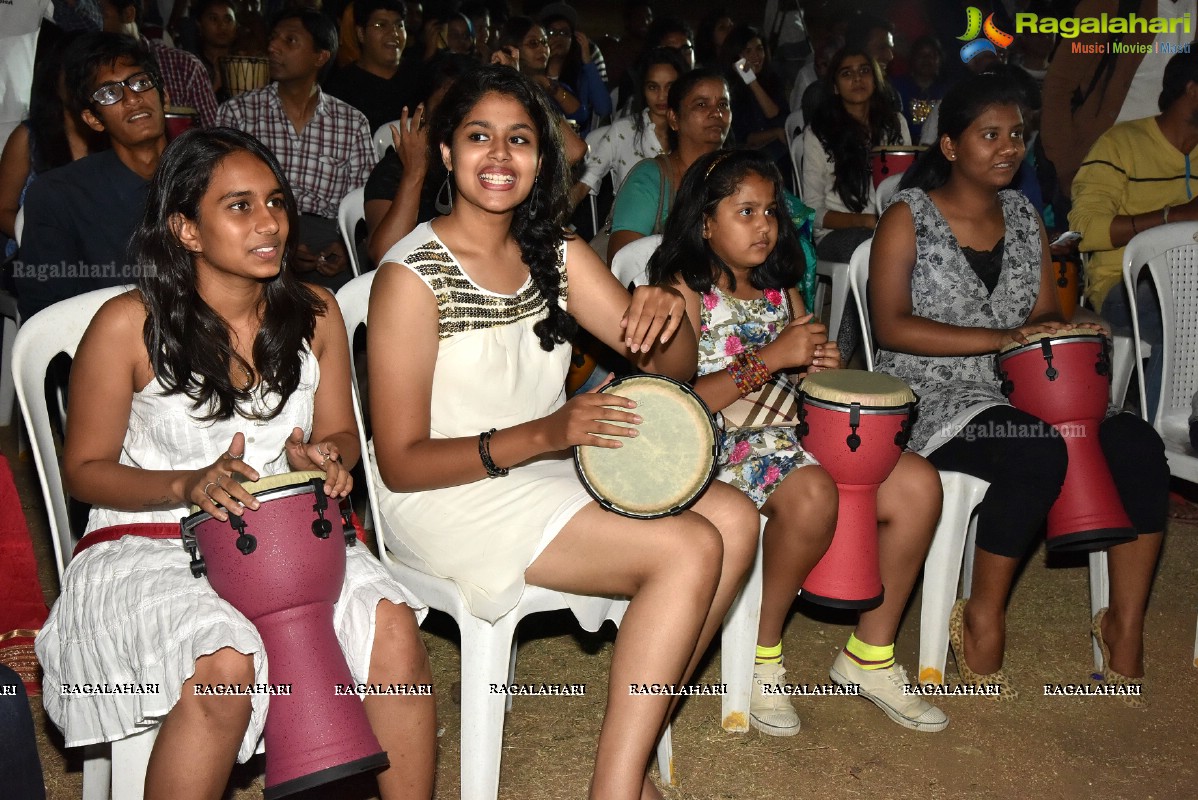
[958,7,1015,62]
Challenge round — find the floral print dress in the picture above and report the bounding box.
[697,286,818,509]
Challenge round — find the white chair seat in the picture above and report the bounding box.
[337,186,367,278]
[373,120,401,161]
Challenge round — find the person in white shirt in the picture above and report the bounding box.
[569,46,685,211]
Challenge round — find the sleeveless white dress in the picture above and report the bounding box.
[35,347,425,762]
[375,222,601,623]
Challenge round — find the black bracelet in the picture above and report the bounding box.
[478,428,509,478]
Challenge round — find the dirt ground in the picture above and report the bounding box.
[16,423,1198,800]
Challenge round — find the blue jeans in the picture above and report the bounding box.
[1101,277,1163,416]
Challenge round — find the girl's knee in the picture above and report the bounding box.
[779,465,839,523]
[193,647,255,688]
[882,454,943,513]
[372,601,431,677]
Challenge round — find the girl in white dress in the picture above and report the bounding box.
[36,128,435,799]
[370,65,759,800]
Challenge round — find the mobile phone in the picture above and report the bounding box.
[734,57,756,84]
[1051,230,1082,247]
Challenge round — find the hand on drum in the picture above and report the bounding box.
[185,432,261,521]
[764,313,827,370]
[540,389,642,451]
[621,285,686,354]
[808,339,842,374]
[284,427,353,497]
[997,319,1103,349]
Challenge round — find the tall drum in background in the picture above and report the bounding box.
[796,370,916,609]
[181,471,388,799]
[996,327,1137,551]
[575,375,719,519]
[870,145,924,188]
[221,56,270,96]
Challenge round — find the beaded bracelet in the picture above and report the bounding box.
[478,429,509,478]
[727,350,771,396]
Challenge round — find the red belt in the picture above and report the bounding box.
[73,523,179,558]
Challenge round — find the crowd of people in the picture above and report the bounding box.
[0,0,1189,798]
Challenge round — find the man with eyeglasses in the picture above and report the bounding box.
[15,32,167,319]
[324,0,420,133]
[217,8,376,290]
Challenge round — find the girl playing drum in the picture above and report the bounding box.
[368,65,758,799]
[36,128,436,799]
[870,73,1167,702]
[648,149,947,736]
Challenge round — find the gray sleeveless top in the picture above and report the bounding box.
[875,188,1041,452]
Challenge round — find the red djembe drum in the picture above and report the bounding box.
[870,145,924,188]
[181,471,388,799]
[796,370,916,609]
[163,106,198,141]
[996,327,1137,551]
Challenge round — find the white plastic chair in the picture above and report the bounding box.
[874,173,904,215]
[846,239,1111,678]
[811,259,849,350]
[373,120,401,161]
[789,131,804,202]
[1122,222,1198,667]
[2,207,24,429]
[337,272,685,797]
[610,233,662,289]
[336,186,367,278]
[12,285,163,799]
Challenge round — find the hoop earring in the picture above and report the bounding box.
[436,171,454,214]
[527,176,541,218]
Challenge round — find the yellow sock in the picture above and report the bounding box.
[844,633,894,670]
[755,641,783,665]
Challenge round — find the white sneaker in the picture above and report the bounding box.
[830,651,948,732]
[750,661,800,736]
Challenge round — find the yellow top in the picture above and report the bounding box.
[1070,116,1198,308]
[800,369,915,406]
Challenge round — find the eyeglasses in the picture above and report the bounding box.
[523,38,550,49]
[547,29,572,37]
[91,72,157,106]
[368,19,405,32]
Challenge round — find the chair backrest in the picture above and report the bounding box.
[846,238,875,370]
[875,173,903,215]
[335,271,383,546]
[337,186,367,278]
[1122,222,1198,425]
[783,108,804,144]
[14,206,23,246]
[789,132,804,202]
[13,285,131,578]
[373,120,400,161]
[610,234,662,288]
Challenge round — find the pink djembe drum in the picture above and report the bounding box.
[797,370,916,609]
[996,327,1136,551]
[181,471,387,799]
[870,145,924,188]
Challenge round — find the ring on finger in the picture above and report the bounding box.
[315,444,330,459]
[226,451,243,460]
[202,480,218,499]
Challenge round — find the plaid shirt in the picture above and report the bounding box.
[145,38,218,127]
[216,84,376,218]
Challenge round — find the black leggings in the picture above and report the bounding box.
[926,406,1168,558]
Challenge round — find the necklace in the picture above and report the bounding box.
[237,362,254,391]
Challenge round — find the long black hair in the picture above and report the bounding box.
[429,64,576,351]
[810,46,901,213]
[28,29,105,174]
[900,72,1027,193]
[134,127,325,422]
[628,47,687,151]
[648,149,803,294]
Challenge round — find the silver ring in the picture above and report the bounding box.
[202,481,218,498]
[315,445,330,459]
[226,451,243,460]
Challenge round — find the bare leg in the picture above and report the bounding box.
[756,465,838,648]
[1102,532,1163,678]
[855,454,942,646]
[960,550,1020,675]
[144,647,254,800]
[365,600,437,800]
[525,502,728,800]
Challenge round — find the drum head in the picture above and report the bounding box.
[574,375,718,518]
[185,470,326,516]
[998,327,1105,355]
[799,369,915,408]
